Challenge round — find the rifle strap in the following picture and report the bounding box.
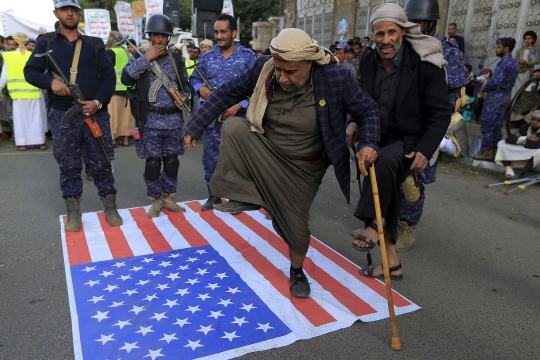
[70,39,83,83]
[50,38,83,84]
[167,51,185,93]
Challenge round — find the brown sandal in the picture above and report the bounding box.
[17,146,27,151]
[39,144,48,150]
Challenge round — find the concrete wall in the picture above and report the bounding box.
[251,21,274,51]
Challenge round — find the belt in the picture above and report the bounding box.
[148,104,178,115]
[299,151,326,162]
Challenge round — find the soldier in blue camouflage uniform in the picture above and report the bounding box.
[122,14,189,218]
[24,0,122,232]
[474,38,520,161]
[188,14,256,211]
[397,0,466,251]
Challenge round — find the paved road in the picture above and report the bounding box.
[0,140,539,359]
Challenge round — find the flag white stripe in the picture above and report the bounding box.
[150,209,192,250]
[59,216,83,359]
[81,212,113,263]
[116,208,154,256]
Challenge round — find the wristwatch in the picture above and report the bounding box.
[94,100,102,110]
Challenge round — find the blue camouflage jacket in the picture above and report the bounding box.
[185,55,380,203]
[190,44,256,109]
[484,54,520,101]
[436,34,466,91]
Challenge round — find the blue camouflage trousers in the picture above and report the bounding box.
[202,121,223,184]
[143,127,184,198]
[50,109,116,199]
[399,159,438,225]
[480,94,509,150]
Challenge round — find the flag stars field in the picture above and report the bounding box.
[72,246,291,357]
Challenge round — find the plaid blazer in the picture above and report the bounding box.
[185,56,380,203]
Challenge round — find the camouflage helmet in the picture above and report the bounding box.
[53,0,81,9]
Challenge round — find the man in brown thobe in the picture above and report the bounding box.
[184,29,380,298]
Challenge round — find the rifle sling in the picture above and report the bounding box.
[167,51,184,93]
[51,38,83,84]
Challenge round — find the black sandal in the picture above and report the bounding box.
[360,263,403,281]
[351,222,379,252]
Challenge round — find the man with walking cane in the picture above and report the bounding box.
[184,28,380,298]
[24,0,122,232]
[347,3,450,279]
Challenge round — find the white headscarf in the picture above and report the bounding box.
[370,3,446,69]
[269,28,337,65]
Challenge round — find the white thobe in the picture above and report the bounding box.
[0,64,47,146]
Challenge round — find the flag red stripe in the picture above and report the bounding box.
[234,213,377,316]
[187,202,336,327]
[96,212,134,260]
[63,216,92,266]
[163,210,210,247]
[129,208,173,253]
[308,236,411,307]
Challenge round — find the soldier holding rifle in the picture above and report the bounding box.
[188,14,256,211]
[121,14,190,218]
[24,0,122,232]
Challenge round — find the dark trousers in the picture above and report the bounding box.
[354,140,412,242]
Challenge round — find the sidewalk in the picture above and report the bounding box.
[440,122,539,176]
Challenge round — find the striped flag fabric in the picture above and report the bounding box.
[61,200,420,359]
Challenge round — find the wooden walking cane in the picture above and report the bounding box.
[359,160,401,351]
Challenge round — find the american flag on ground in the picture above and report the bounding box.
[61,200,420,359]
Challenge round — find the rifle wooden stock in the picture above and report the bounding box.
[84,118,104,138]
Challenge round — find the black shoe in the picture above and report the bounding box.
[201,195,221,211]
[290,271,310,298]
[213,200,261,215]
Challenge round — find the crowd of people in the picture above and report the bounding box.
[1,0,538,299]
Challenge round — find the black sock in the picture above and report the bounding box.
[290,266,303,275]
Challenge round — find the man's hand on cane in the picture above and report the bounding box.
[357,146,378,166]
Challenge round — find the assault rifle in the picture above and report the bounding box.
[119,36,191,118]
[187,63,216,91]
[186,63,222,123]
[34,49,113,162]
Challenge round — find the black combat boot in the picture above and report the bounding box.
[201,185,221,211]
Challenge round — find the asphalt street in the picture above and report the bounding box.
[0,139,539,359]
